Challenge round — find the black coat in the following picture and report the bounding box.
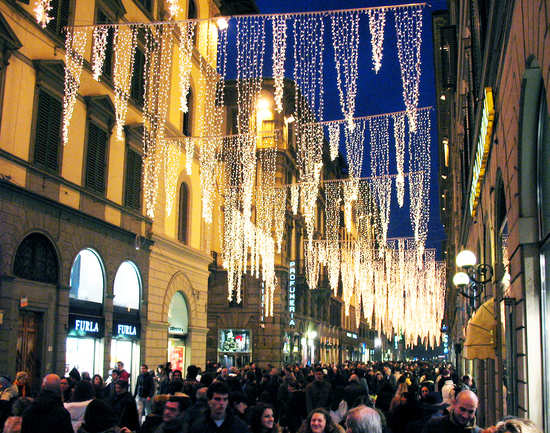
[108,390,140,432]
[21,390,73,433]
[135,372,155,398]
[186,408,250,433]
[343,381,368,409]
[305,380,332,413]
[421,414,482,433]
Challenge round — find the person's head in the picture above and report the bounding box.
[72,380,94,402]
[92,374,103,387]
[83,399,118,433]
[420,385,430,400]
[115,380,128,395]
[151,394,169,415]
[230,392,248,415]
[117,361,124,370]
[451,390,479,426]
[0,376,11,391]
[172,370,183,381]
[81,372,91,382]
[141,364,148,374]
[249,403,275,433]
[111,370,119,381]
[345,405,383,433]
[462,375,472,386]
[305,408,333,433]
[383,366,391,377]
[196,386,208,402]
[187,365,199,380]
[42,373,61,394]
[163,396,189,422]
[314,368,324,382]
[15,371,29,386]
[495,418,542,433]
[207,381,230,420]
[349,374,359,383]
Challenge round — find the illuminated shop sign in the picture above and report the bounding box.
[288,261,296,327]
[113,321,140,339]
[469,87,495,217]
[168,326,186,335]
[346,332,358,339]
[218,329,250,353]
[68,315,104,338]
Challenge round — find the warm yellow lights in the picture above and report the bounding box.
[456,249,477,268]
[216,17,229,31]
[453,271,470,287]
[34,0,52,28]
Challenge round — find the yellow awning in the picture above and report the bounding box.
[463,298,497,360]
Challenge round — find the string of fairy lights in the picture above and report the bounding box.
[52,1,443,347]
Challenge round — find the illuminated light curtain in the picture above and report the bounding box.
[271,15,287,113]
[325,182,341,294]
[393,112,406,207]
[367,8,386,73]
[91,26,110,81]
[34,0,52,28]
[162,139,181,216]
[178,21,196,114]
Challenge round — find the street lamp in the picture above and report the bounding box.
[453,249,493,300]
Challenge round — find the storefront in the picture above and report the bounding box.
[66,249,105,377]
[111,261,142,387]
[167,292,189,373]
[218,329,251,368]
[282,332,303,364]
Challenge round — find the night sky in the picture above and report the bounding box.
[225,0,448,258]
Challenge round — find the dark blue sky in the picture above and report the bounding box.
[225,0,448,256]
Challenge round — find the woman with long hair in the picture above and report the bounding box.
[297,408,345,433]
[249,403,279,433]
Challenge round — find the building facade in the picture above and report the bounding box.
[0,0,231,387]
[434,0,550,429]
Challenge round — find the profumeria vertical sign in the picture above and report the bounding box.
[288,261,296,327]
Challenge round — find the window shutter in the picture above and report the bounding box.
[85,122,107,194]
[130,48,145,105]
[125,148,142,210]
[178,183,189,243]
[34,90,61,173]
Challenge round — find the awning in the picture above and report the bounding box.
[463,298,497,360]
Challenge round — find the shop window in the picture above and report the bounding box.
[168,292,189,373]
[178,182,189,243]
[33,89,62,173]
[182,89,193,137]
[46,0,71,39]
[13,233,58,284]
[113,261,141,310]
[69,249,105,303]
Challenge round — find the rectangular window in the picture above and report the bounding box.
[136,0,153,12]
[124,148,142,210]
[130,47,145,106]
[85,122,108,195]
[34,89,62,173]
[97,9,114,79]
[46,0,71,39]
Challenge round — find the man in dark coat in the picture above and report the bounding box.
[421,390,482,433]
[305,367,332,414]
[109,379,140,432]
[21,374,73,433]
[186,381,250,433]
[135,364,155,420]
[344,374,368,409]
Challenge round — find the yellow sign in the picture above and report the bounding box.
[469,87,495,216]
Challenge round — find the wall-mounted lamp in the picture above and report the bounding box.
[452,249,493,300]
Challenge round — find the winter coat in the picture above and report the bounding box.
[421,414,482,433]
[135,372,155,398]
[305,380,332,413]
[21,390,73,433]
[65,398,94,431]
[108,390,140,432]
[343,381,368,409]
[186,408,250,433]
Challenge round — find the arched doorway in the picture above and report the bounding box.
[167,292,189,374]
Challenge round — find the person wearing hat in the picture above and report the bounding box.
[107,379,139,432]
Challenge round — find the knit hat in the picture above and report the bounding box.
[82,399,118,433]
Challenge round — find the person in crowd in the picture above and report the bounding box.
[183,365,201,402]
[461,375,477,394]
[229,391,248,423]
[141,394,169,433]
[2,397,33,433]
[374,380,394,418]
[65,379,95,431]
[135,363,155,421]
[154,395,190,433]
[406,391,447,433]
[297,408,345,433]
[185,386,208,421]
[169,370,184,395]
[70,367,82,384]
[305,368,332,414]
[249,403,279,433]
[14,373,30,399]
[186,381,249,433]
[20,373,73,433]
[436,369,452,393]
[92,374,106,400]
[60,377,73,402]
[0,377,18,402]
[108,379,139,432]
[345,405,383,433]
[344,374,368,409]
[76,398,120,433]
[388,378,408,413]
[492,418,542,433]
[421,389,482,433]
[418,382,433,403]
[117,362,130,383]
[81,372,92,382]
[382,367,397,391]
[441,378,456,405]
[105,369,120,398]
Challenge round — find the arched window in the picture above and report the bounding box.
[178,183,189,244]
[182,89,193,137]
[14,233,58,283]
[113,261,141,310]
[69,249,104,303]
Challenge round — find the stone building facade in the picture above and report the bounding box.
[434,0,550,429]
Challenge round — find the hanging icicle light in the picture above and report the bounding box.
[166,0,180,18]
[290,184,299,215]
[34,0,52,28]
[91,26,109,81]
[368,8,386,73]
[328,123,340,161]
[271,15,287,113]
[178,21,196,113]
[393,112,406,207]
[163,140,180,216]
[395,6,424,132]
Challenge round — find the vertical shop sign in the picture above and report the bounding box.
[288,261,296,327]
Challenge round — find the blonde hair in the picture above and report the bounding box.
[496,418,541,433]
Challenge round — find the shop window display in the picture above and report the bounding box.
[69,249,104,303]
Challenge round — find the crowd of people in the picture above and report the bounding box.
[0,360,543,433]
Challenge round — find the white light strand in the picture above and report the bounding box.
[62,27,88,146]
[163,140,180,216]
[395,7,424,132]
[185,137,193,175]
[344,118,366,181]
[367,8,386,73]
[330,10,360,129]
[328,123,340,161]
[113,25,138,140]
[393,112,406,207]
[178,21,196,113]
[290,184,300,215]
[166,0,180,19]
[325,182,341,294]
[91,26,109,81]
[34,0,52,28]
[271,15,287,113]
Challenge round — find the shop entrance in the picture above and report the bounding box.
[16,310,42,386]
[66,336,104,376]
[111,339,140,387]
[167,292,189,374]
